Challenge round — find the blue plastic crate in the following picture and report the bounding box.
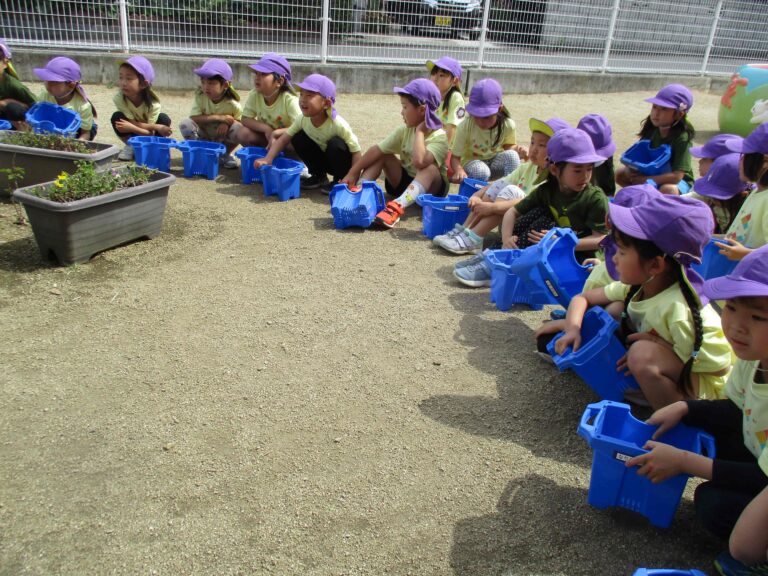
[485,249,543,311]
[416,194,469,239]
[234,146,284,184]
[579,400,715,528]
[505,228,590,308]
[548,306,639,401]
[174,140,226,179]
[0,119,12,130]
[329,181,386,229]
[621,140,672,175]
[25,102,81,137]
[458,177,487,198]
[633,570,706,576]
[261,156,304,201]
[127,136,177,172]
[692,237,738,280]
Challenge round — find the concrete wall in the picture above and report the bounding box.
[13,49,729,96]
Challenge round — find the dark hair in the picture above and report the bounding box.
[713,193,747,234]
[119,63,156,108]
[400,93,422,108]
[546,160,593,192]
[638,115,695,142]
[430,65,461,111]
[490,106,511,148]
[743,152,768,187]
[614,228,703,397]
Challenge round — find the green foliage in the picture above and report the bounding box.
[3,132,93,153]
[31,161,156,203]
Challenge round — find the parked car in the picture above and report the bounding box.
[387,0,482,40]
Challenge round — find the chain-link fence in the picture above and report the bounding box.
[2,0,766,75]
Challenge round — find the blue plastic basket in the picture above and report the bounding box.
[174,140,226,179]
[261,156,304,201]
[234,146,285,184]
[547,306,639,401]
[416,194,470,239]
[692,237,738,280]
[485,249,543,311]
[458,177,487,198]
[329,181,386,229]
[621,140,672,175]
[0,119,12,130]
[578,400,715,528]
[127,136,177,172]
[25,102,81,137]
[505,228,590,308]
[632,570,707,576]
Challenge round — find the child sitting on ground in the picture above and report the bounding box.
[547,188,732,410]
[340,78,447,229]
[235,53,300,149]
[254,74,361,194]
[179,58,242,169]
[111,56,172,161]
[433,117,569,255]
[615,84,695,194]
[625,245,768,555]
[0,39,35,130]
[449,78,522,183]
[577,114,616,196]
[34,56,97,140]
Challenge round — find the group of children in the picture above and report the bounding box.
[3,40,768,574]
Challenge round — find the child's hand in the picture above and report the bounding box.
[451,166,467,183]
[253,158,271,169]
[472,201,495,217]
[467,195,482,209]
[216,122,230,138]
[716,238,751,261]
[581,257,601,269]
[513,144,529,161]
[114,118,135,134]
[626,442,686,483]
[502,235,519,249]
[554,326,581,355]
[155,125,172,137]
[416,121,429,134]
[527,229,550,244]
[340,173,357,187]
[647,401,689,440]
[534,319,566,339]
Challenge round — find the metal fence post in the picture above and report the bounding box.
[118,0,130,52]
[600,0,621,73]
[321,0,331,64]
[700,0,724,75]
[476,0,492,68]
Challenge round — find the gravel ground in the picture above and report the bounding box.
[0,80,725,575]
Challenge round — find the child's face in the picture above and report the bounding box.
[299,89,329,118]
[528,131,550,169]
[649,104,679,128]
[721,297,768,363]
[698,157,714,178]
[399,96,424,128]
[118,65,146,98]
[45,80,75,100]
[472,112,498,130]
[253,71,281,95]
[553,162,592,194]
[429,68,456,96]
[200,77,227,101]
[611,235,653,286]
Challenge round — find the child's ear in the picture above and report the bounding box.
[648,255,668,277]
[549,163,560,178]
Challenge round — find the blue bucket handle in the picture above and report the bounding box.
[329,183,358,205]
[696,431,716,458]
[367,181,386,212]
[577,401,605,441]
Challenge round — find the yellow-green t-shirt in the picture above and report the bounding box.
[451,116,516,162]
[37,89,94,131]
[189,90,242,140]
[241,90,301,130]
[726,188,768,250]
[500,161,546,195]
[286,114,361,153]
[583,261,615,291]
[603,281,732,399]
[378,125,448,181]
[725,360,768,475]
[112,92,162,124]
[438,90,465,129]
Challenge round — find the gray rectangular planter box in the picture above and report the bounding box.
[12,170,175,266]
[0,131,119,196]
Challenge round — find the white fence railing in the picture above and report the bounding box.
[2,0,766,76]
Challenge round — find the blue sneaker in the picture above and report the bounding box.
[453,256,491,287]
[454,252,485,270]
[715,552,768,575]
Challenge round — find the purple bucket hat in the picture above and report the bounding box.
[703,244,768,300]
[118,55,158,101]
[694,153,745,200]
[529,117,571,138]
[465,78,503,118]
[725,122,768,155]
[645,83,693,113]
[0,38,11,60]
[34,56,89,102]
[609,193,714,303]
[426,56,462,79]
[249,53,292,85]
[297,74,337,119]
[547,128,605,164]
[194,58,233,81]
[577,114,616,160]
[690,133,743,159]
[394,78,442,130]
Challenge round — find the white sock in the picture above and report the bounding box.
[395,179,426,208]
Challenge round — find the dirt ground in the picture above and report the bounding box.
[0,79,726,575]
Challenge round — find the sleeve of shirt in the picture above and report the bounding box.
[450,120,469,157]
[684,398,743,433]
[514,185,544,215]
[603,280,631,302]
[502,118,516,146]
[7,76,36,105]
[445,91,465,127]
[712,460,768,492]
[757,201,768,248]
[378,126,404,155]
[230,99,243,121]
[78,98,94,130]
[242,90,259,119]
[189,92,204,117]
[584,190,609,233]
[334,117,361,153]
[286,116,304,137]
[286,95,301,126]
[669,131,693,176]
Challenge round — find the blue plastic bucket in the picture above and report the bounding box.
[621,140,672,175]
[175,140,226,179]
[329,181,386,229]
[416,194,470,239]
[692,237,738,280]
[458,177,487,198]
[127,136,177,172]
[485,249,543,311]
[25,102,81,137]
[261,157,304,201]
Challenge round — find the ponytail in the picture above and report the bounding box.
[675,264,704,397]
[620,284,642,344]
[491,106,511,148]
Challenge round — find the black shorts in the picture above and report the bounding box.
[384,166,447,197]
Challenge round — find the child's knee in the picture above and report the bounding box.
[179,118,199,140]
[626,341,660,375]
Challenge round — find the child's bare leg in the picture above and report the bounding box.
[605,301,624,319]
[235,126,268,147]
[625,340,692,410]
[363,154,400,183]
[416,164,443,194]
[470,213,504,237]
[730,486,768,565]
[659,183,681,195]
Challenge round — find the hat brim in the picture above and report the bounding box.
[556,152,606,165]
[465,102,499,118]
[529,118,554,137]
[594,141,616,159]
[644,96,677,109]
[689,145,709,158]
[34,68,67,82]
[608,203,650,240]
[693,176,742,200]
[249,63,281,75]
[194,66,230,80]
[704,274,768,300]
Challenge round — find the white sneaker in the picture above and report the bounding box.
[432,223,465,246]
[117,145,134,161]
[437,231,483,255]
[220,154,238,169]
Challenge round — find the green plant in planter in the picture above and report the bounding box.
[2,131,93,153]
[30,161,157,203]
[0,165,27,225]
